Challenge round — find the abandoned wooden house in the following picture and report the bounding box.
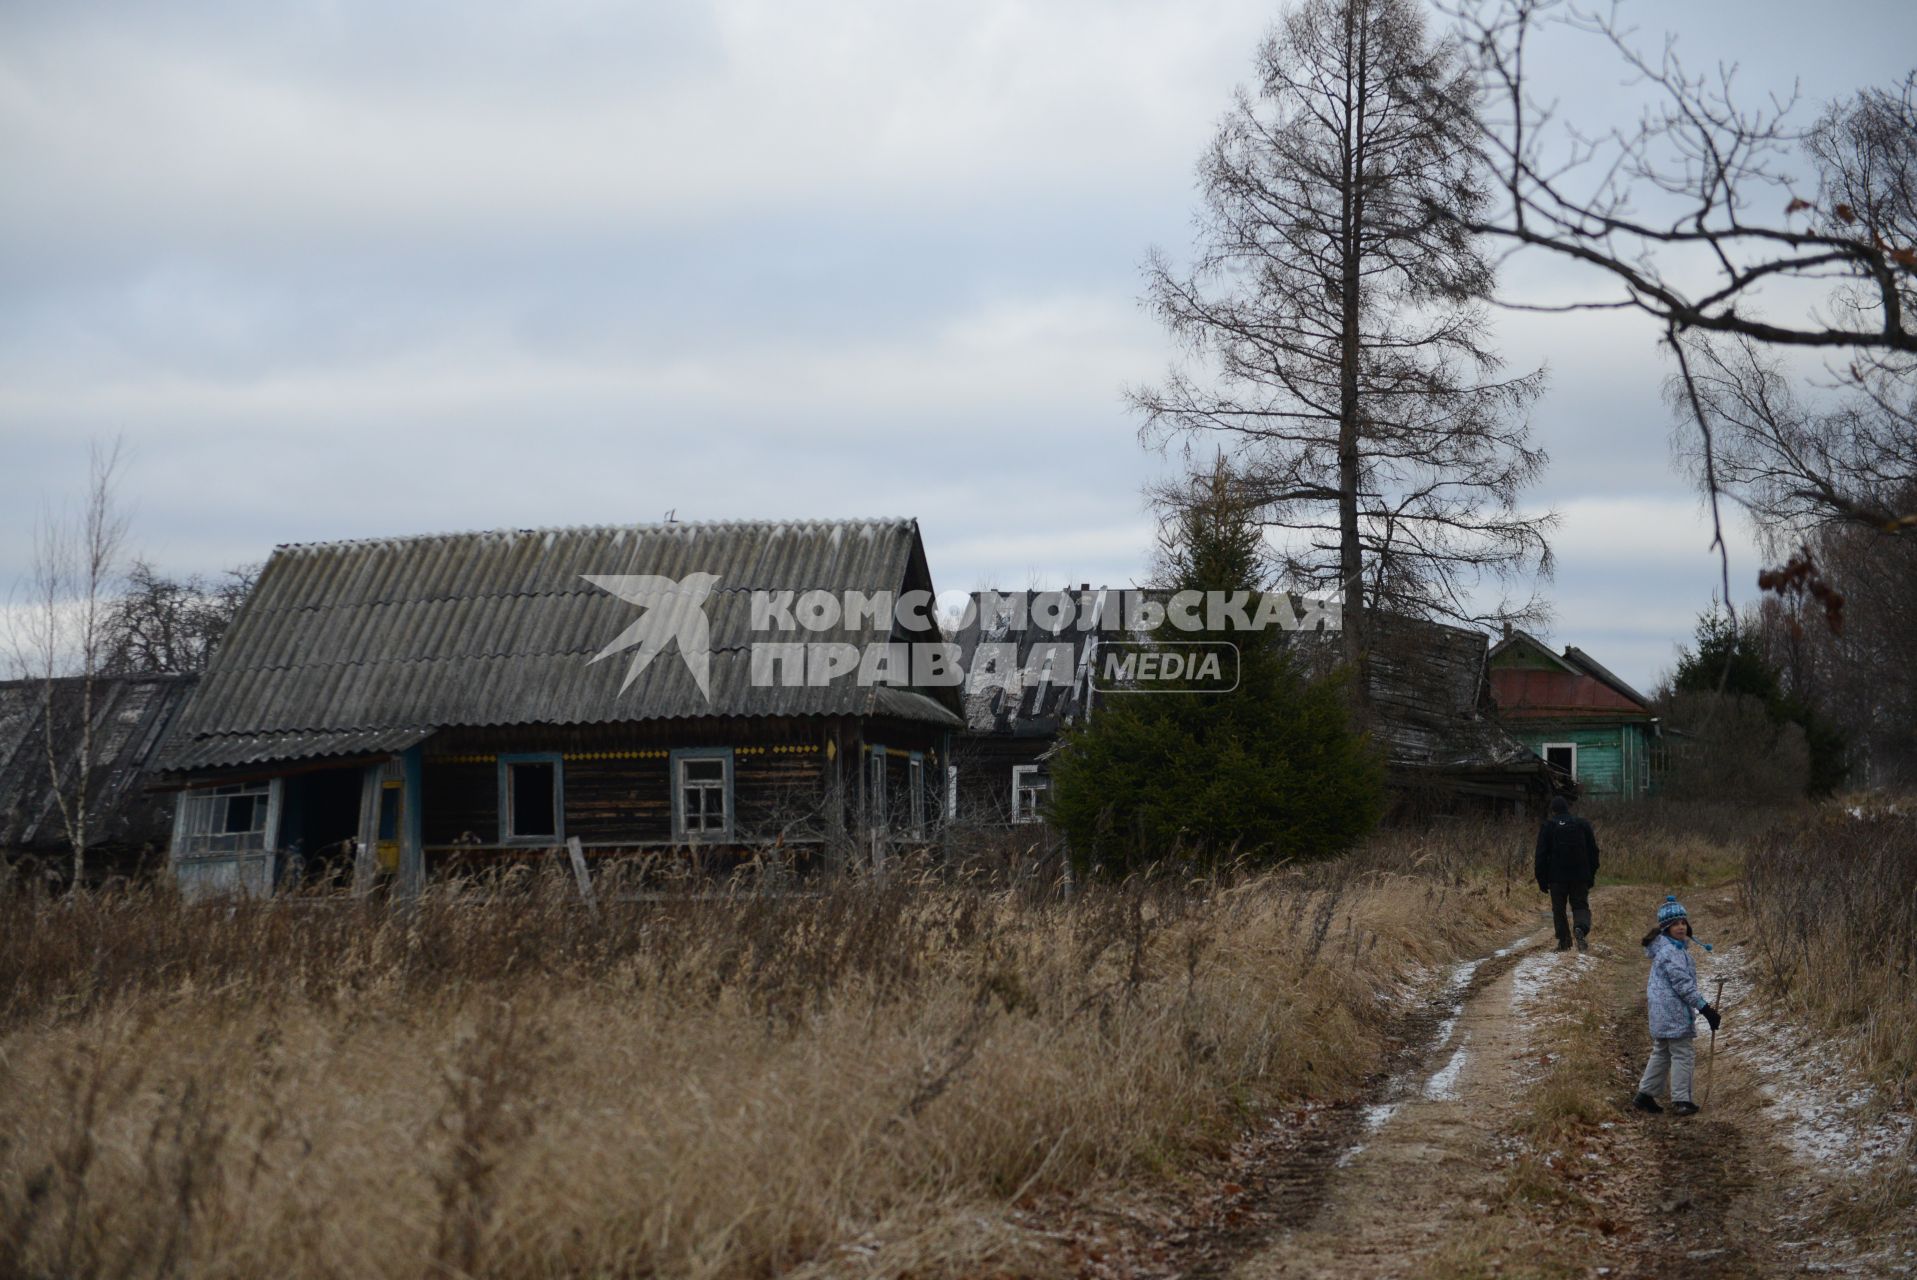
[948,588,1102,825]
[0,672,197,883]
[149,519,965,898]
[1488,628,1661,800]
[947,589,1551,824]
[1359,615,1556,816]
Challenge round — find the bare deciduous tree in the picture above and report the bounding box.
[1669,333,1915,539]
[1750,499,1917,787]
[1453,4,1915,355]
[1135,0,1554,697]
[102,559,261,676]
[5,438,131,887]
[1666,80,1917,539]
[1446,2,1915,601]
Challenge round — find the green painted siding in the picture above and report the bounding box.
[1492,643,1564,671]
[1514,723,1656,799]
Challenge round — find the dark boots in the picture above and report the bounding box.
[1632,1092,1664,1114]
[1671,1101,1701,1116]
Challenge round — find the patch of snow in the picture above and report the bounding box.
[1425,1038,1471,1100]
[1445,958,1483,993]
[1711,946,1915,1176]
[1508,949,1592,1019]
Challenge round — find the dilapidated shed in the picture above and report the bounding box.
[151,519,965,898]
[0,673,196,880]
[948,588,1104,825]
[1360,615,1556,815]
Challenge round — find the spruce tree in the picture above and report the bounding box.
[1048,465,1383,873]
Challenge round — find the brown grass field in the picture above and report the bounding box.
[0,803,1896,1279]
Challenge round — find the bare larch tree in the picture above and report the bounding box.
[1135,0,1553,696]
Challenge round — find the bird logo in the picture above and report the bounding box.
[582,573,722,702]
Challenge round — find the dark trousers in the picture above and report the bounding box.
[1549,883,1592,946]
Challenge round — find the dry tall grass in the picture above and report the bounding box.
[1741,804,1917,1227]
[1743,807,1917,1089]
[0,812,1745,1279]
[0,826,1537,1279]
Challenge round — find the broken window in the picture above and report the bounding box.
[1011,765,1047,824]
[176,782,274,855]
[1543,744,1577,779]
[499,754,562,843]
[171,779,280,899]
[672,749,732,839]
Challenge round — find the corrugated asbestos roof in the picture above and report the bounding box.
[0,674,195,849]
[155,728,435,773]
[157,519,962,772]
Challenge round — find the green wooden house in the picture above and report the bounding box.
[1487,630,1660,800]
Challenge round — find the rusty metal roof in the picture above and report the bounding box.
[156,519,962,772]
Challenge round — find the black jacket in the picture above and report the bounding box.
[1535,813,1600,888]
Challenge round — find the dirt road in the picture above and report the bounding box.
[1212,884,1915,1280]
[1052,885,1913,1280]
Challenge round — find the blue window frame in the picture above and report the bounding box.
[670,747,733,840]
[498,753,564,844]
[908,752,925,836]
[866,743,887,830]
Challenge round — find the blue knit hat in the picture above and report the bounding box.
[1657,895,1689,928]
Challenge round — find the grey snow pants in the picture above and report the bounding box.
[1637,1036,1697,1103]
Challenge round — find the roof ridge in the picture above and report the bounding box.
[272,518,916,553]
[1562,645,1652,708]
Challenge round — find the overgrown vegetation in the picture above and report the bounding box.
[1742,808,1917,1091]
[1666,610,1847,798]
[0,826,1539,1280]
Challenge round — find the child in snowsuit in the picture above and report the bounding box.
[1632,896,1722,1116]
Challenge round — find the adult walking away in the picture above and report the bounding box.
[1535,795,1599,952]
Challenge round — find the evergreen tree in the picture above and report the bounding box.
[1048,465,1383,874]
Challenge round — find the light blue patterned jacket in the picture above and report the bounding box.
[1645,933,1708,1039]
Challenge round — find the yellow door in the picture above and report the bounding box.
[375,779,403,873]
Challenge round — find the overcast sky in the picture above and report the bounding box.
[3,0,1911,693]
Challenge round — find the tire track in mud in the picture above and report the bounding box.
[1137,939,1538,1280]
